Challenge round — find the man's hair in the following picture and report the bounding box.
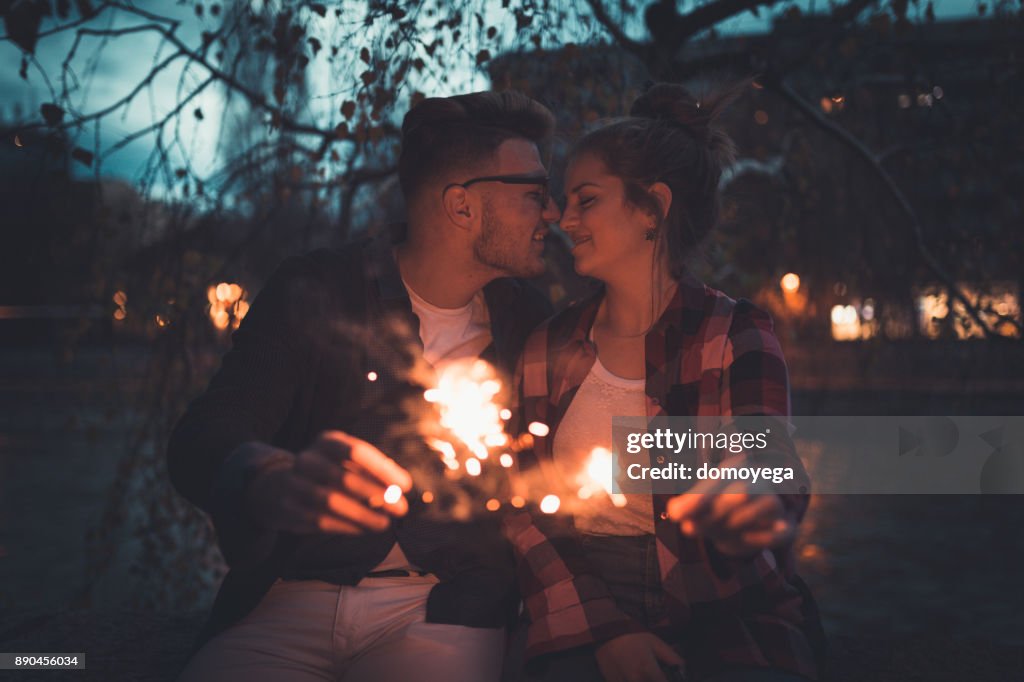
[398,91,555,203]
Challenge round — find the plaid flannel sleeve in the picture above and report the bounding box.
[721,300,810,522]
[503,509,645,658]
[503,332,643,659]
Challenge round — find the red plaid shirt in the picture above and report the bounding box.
[506,274,823,680]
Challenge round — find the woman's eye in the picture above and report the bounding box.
[579,196,596,208]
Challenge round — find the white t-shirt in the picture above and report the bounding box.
[404,279,492,367]
[553,356,655,536]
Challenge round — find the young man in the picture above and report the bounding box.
[168,91,561,681]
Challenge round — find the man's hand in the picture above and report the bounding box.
[666,455,796,558]
[595,633,684,682]
[245,431,412,534]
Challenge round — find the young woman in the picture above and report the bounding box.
[507,84,824,682]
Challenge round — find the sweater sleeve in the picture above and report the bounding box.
[167,254,323,567]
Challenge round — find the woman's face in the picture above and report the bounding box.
[560,153,656,281]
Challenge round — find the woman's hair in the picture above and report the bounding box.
[570,81,743,278]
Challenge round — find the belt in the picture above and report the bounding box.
[364,569,430,578]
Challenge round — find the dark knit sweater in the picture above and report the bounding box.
[167,232,552,648]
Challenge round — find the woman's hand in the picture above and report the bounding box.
[666,455,797,557]
[595,632,684,682]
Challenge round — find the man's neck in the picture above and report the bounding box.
[395,239,493,309]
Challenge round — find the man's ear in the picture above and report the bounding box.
[442,184,476,230]
[648,181,673,224]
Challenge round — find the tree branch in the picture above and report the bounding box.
[765,76,1015,340]
[583,0,648,61]
[672,0,781,42]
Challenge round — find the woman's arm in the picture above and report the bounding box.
[668,299,810,557]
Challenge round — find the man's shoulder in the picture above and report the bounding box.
[266,240,372,290]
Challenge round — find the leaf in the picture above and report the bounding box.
[175,168,187,179]
[194,107,204,120]
[40,103,64,126]
[334,122,349,139]
[4,0,50,54]
[487,26,497,39]
[341,101,356,118]
[360,47,371,64]
[308,37,321,55]
[360,70,376,85]
[71,147,93,167]
[476,49,491,65]
[309,3,327,17]
[57,0,71,19]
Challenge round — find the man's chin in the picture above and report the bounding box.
[494,258,545,279]
[517,253,548,278]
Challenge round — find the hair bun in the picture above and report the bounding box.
[630,82,711,142]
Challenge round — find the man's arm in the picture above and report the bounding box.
[167,254,410,567]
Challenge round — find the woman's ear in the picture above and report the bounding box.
[442,184,475,230]
[648,181,673,225]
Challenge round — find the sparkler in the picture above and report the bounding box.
[399,356,617,519]
[412,357,570,518]
[576,447,627,508]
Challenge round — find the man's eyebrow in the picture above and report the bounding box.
[570,182,600,193]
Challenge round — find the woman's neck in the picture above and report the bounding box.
[598,267,677,336]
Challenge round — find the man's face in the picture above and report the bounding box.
[470,138,561,278]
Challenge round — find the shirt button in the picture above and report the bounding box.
[659,511,668,520]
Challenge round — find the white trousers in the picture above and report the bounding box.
[177,575,506,682]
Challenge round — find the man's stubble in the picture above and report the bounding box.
[473,198,545,279]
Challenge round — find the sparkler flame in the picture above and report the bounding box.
[424,359,508,464]
[577,447,627,508]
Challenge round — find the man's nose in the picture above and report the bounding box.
[542,195,561,223]
[558,205,577,231]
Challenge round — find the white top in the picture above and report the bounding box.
[404,278,492,367]
[553,355,655,535]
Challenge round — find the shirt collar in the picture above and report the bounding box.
[565,270,709,347]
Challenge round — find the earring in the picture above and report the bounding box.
[644,227,657,241]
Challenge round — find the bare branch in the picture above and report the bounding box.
[766,76,1015,341]
[583,0,648,60]
[671,0,781,42]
